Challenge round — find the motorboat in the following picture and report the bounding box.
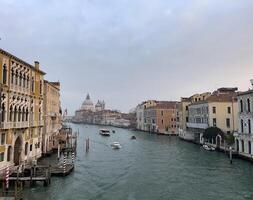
[203,144,215,151]
[131,136,136,140]
[99,129,110,136]
[111,142,122,149]
[112,130,116,133]
[203,144,211,151]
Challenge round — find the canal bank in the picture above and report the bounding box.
[22,123,253,200]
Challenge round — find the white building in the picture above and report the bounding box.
[234,80,253,159]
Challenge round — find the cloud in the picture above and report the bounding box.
[0,0,253,114]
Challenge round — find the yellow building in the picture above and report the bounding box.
[177,93,211,137]
[187,88,238,144]
[0,48,45,173]
[42,81,61,155]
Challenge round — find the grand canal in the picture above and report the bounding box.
[24,124,253,200]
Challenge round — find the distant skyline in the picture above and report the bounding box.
[0,0,253,114]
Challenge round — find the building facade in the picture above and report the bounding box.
[234,80,253,158]
[136,100,157,131]
[136,101,177,134]
[42,81,61,155]
[186,88,238,144]
[0,49,45,173]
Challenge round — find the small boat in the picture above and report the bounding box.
[99,129,110,136]
[203,144,215,151]
[131,136,136,140]
[111,142,122,149]
[112,130,116,133]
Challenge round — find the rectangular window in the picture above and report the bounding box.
[212,107,216,114]
[161,119,163,124]
[186,117,189,122]
[226,118,230,128]
[0,152,4,162]
[30,144,33,151]
[213,118,217,127]
[161,110,163,116]
[1,133,5,145]
[186,106,188,111]
[227,107,231,114]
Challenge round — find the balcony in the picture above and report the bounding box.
[0,122,12,129]
[0,121,29,129]
[186,122,208,129]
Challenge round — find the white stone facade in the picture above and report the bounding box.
[234,86,253,158]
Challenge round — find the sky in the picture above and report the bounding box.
[0,0,253,114]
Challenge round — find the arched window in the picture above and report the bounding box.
[25,142,28,155]
[249,119,251,134]
[241,140,244,152]
[9,105,13,122]
[1,104,5,122]
[30,107,34,122]
[25,108,29,121]
[11,69,14,84]
[240,100,243,112]
[247,98,251,112]
[19,72,22,86]
[18,107,21,122]
[241,119,244,133]
[27,75,29,88]
[23,74,26,88]
[15,70,18,85]
[14,106,17,122]
[31,77,34,92]
[22,107,25,122]
[2,64,7,85]
[248,141,251,155]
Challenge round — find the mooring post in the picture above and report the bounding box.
[63,153,66,175]
[5,166,9,191]
[229,146,233,164]
[72,151,75,163]
[58,143,60,161]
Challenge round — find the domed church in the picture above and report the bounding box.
[81,94,95,111]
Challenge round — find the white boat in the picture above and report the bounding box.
[99,129,110,136]
[203,144,215,151]
[111,142,122,149]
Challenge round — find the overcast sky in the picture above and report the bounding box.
[0,0,253,114]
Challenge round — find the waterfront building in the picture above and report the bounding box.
[234,80,253,159]
[136,100,158,131]
[143,101,178,134]
[178,93,211,140]
[0,48,45,173]
[187,88,238,144]
[42,81,62,155]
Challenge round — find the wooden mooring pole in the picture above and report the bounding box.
[85,139,90,152]
[229,146,233,164]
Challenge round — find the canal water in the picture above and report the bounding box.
[23,124,253,200]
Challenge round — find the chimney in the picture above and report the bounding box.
[34,61,39,70]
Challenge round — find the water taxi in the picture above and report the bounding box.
[111,142,122,149]
[99,129,110,136]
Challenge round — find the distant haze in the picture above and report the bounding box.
[0,0,253,114]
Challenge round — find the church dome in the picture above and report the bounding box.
[81,94,94,110]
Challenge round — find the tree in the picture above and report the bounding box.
[203,127,225,140]
[225,134,235,146]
